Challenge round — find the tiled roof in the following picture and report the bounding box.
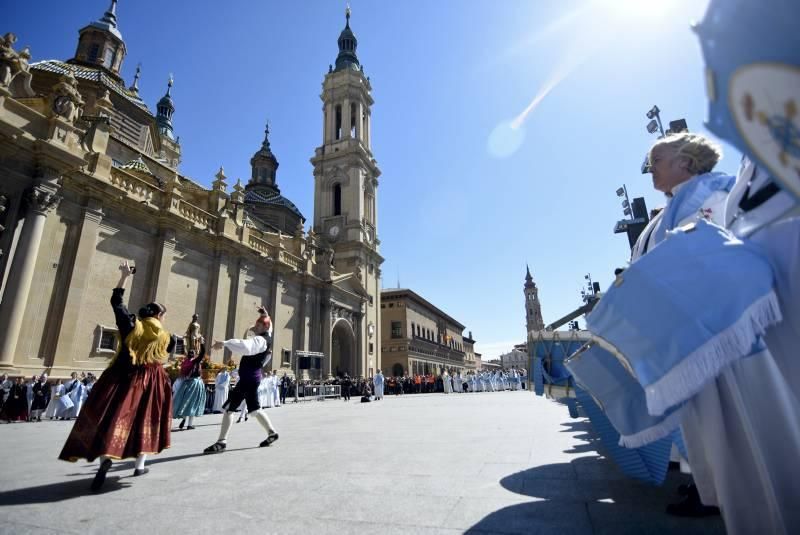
[30,60,150,112]
[245,188,304,220]
[121,155,150,174]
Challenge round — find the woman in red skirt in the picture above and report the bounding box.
[59,261,175,491]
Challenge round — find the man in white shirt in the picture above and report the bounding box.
[204,308,279,454]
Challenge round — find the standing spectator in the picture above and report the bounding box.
[280,373,290,405]
[30,374,48,422]
[1,377,29,422]
[341,374,352,401]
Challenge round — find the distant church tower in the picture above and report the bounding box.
[311,7,383,372]
[524,265,544,332]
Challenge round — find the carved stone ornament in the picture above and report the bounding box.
[0,32,34,96]
[48,71,85,122]
[25,186,60,215]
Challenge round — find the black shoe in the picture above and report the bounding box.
[677,483,692,496]
[259,432,279,447]
[204,441,226,454]
[186,426,195,430]
[91,459,113,491]
[133,467,150,477]
[666,486,720,517]
[178,419,185,430]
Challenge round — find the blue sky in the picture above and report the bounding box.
[9,0,739,359]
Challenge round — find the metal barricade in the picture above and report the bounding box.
[297,384,341,401]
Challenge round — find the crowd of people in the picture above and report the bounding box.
[0,371,97,423]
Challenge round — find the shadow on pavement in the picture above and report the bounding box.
[465,418,726,535]
[0,477,130,505]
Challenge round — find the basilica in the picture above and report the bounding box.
[0,1,383,379]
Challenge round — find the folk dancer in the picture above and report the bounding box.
[204,308,279,454]
[59,261,176,490]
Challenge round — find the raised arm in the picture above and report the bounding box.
[111,261,136,337]
[218,336,268,356]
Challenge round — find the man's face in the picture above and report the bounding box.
[650,146,691,193]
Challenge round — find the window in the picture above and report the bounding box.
[88,43,100,62]
[369,295,374,306]
[175,338,186,355]
[96,325,119,353]
[369,342,374,354]
[410,322,415,336]
[388,303,394,308]
[350,103,357,138]
[282,349,291,367]
[335,105,342,140]
[391,321,402,339]
[333,183,342,216]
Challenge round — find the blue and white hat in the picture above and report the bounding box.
[696,0,800,201]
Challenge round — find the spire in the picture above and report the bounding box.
[128,63,141,93]
[525,264,535,288]
[92,0,123,41]
[262,121,271,150]
[156,75,175,140]
[334,4,360,72]
[249,121,279,189]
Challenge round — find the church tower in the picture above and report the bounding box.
[524,265,544,332]
[311,6,383,372]
[68,0,126,82]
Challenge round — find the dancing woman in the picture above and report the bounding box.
[173,341,207,430]
[59,261,175,491]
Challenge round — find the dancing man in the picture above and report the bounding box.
[204,307,279,454]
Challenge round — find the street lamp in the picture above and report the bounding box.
[646,105,665,137]
[616,185,633,219]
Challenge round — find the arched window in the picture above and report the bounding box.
[88,43,100,62]
[333,183,342,216]
[335,105,342,140]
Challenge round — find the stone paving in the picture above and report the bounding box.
[0,390,725,534]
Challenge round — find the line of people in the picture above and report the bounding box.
[0,371,96,423]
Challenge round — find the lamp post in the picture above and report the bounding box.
[616,185,633,220]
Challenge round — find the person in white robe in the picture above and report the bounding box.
[442,371,451,394]
[678,156,800,533]
[212,369,230,413]
[271,370,281,407]
[373,370,385,400]
[60,372,82,420]
[44,380,60,419]
[259,375,273,409]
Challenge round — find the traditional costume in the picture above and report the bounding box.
[30,377,48,421]
[203,318,279,454]
[59,287,175,489]
[173,344,208,430]
[44,382,60,419]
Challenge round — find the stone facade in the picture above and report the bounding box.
[380,289,474,377]
[0,3,382,379]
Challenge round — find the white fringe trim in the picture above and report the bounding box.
[618,407,684,448]
[645,290,782,416]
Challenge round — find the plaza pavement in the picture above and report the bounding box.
[0,390,725,534]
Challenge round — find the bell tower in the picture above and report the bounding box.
[311,6,383,375]
[524,265,545,332]
[311,6,380,251]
